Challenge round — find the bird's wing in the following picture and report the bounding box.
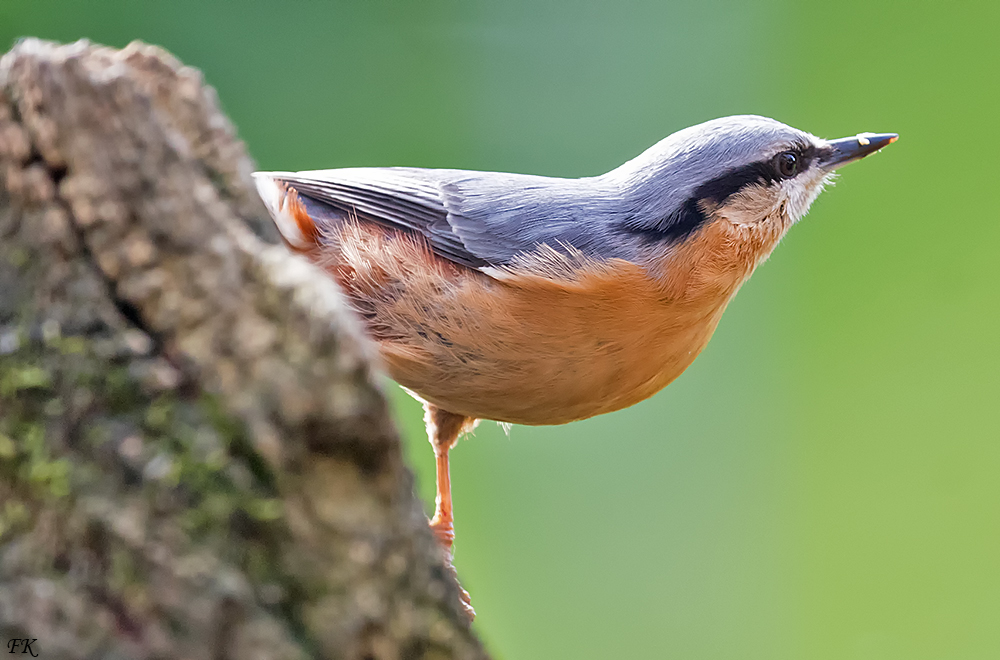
[266,167,624,270]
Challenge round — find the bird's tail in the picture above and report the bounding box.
[253,172,323,253]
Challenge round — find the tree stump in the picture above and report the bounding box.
[0,38,485,660]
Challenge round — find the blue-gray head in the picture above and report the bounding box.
[607,115,897,245]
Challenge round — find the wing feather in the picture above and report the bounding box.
[265,167,628,270]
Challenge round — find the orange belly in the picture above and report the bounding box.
[381,289,728,425]
[314,222,747,425]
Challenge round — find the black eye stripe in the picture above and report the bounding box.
[618,141,818,243]
[695,143,817,204]
[693,161,778,204]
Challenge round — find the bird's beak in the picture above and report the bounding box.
[820,133,898,170]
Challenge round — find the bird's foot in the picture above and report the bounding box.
[428,517,475,620]
[441,550,476,621]
[428,514,455,554]
[457,576,476,621]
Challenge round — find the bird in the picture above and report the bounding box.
[253,115,896,617]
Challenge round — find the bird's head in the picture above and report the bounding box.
[613,115,897,244]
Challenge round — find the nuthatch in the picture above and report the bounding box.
[254,115,897,617]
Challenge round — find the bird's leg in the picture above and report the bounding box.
[423,403,477,618]
[425,404,471,551]
[429,446,456,551]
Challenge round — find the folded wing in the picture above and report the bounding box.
[258,167,627,271]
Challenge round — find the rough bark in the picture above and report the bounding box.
[0,38,486,660]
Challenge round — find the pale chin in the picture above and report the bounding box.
[783,171,836,224]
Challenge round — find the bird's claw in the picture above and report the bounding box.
[429,515,455,554]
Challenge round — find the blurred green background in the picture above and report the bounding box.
[3,1,997,658]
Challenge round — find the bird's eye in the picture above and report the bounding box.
[775,151,799,178]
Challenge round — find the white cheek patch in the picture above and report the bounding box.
[717,167,835,228]
[717,183,782,227]
[781,170,835,223]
